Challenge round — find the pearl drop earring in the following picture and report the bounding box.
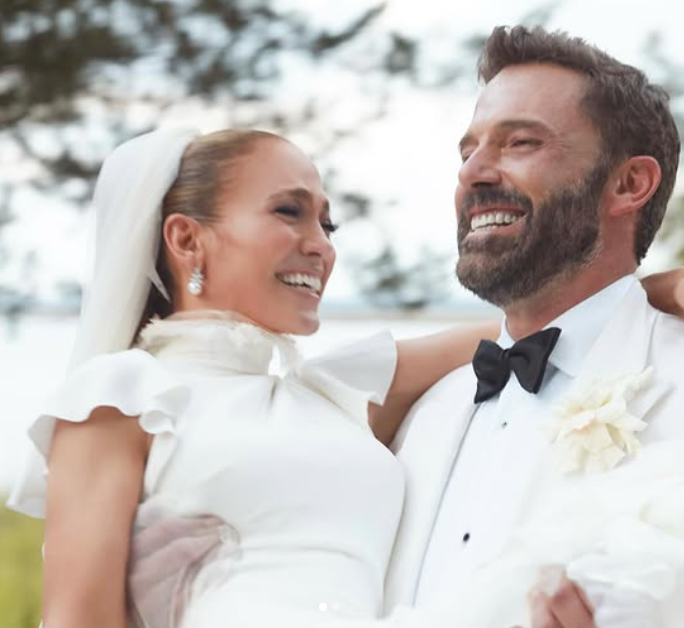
[187,267,204,296]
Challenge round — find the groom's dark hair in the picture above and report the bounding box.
[478,25,680,263]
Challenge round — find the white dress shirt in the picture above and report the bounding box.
[414,275,635,608]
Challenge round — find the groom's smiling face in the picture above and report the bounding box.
[455,63,610,307]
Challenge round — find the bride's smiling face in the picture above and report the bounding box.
[173,137,336,335]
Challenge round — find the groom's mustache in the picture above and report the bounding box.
[459,187,534,218]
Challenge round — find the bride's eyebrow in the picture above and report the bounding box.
[267,187,330,212]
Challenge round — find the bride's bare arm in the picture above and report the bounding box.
[369,321,499,446]
[43,409,148,627]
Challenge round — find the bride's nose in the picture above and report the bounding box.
[300,223,336,263]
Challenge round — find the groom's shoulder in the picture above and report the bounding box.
[651,310,684,367]
[653,309,684,337]
[415,362,475,407]
[392,363,474,452]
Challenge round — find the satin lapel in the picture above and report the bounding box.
[385,368,480,608]
[569,282,671,419]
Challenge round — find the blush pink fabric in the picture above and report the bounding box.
[127,504,239,628]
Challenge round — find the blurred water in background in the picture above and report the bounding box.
[0,311,479,492]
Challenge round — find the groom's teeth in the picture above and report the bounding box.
[470,211,522,231]
[277,273,322,293]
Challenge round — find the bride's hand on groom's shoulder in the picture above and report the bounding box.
[641,267,684,318]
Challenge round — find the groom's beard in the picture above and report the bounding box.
[455,162,609,307]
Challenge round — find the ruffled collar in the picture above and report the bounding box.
[136,310,301,375]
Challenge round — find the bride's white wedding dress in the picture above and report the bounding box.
[10,312,407,627]
[9,312,684,628]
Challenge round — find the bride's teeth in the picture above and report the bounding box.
[278,273,322,293]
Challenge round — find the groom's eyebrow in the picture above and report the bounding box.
[458,118,552,152]
[496,119,552,135]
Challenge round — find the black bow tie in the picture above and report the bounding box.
[472,327,561,403]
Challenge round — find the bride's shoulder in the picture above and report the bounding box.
[7,348,190,518]
[294,331,397,425]
[67,347,171,386]
[66,346,155,375]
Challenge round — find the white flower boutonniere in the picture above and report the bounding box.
[549,367,654,474]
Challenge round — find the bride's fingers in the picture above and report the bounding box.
[545,577,595,628]
[528,588,562,628]
[529,566,596,628]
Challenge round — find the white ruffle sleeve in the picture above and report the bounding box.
[296,331,398,427]
[6,349,190,518]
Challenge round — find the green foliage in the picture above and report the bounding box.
[354,243,453,309]
[0,504,43,628]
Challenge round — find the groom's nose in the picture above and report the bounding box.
[458,146,503,190]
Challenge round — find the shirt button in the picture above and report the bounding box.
[462,532,471,543]
[502,421,508,428]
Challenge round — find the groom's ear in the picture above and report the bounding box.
[605,155,661,218]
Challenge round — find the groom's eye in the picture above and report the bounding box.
[509,137,540,148]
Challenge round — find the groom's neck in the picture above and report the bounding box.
[503,264,635,340]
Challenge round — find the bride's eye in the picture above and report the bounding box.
[275,205,300,218]
[321,220,340,235]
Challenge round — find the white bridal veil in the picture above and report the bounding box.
[7,127,198,517]
[69,126,199,369]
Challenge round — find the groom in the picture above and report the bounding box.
[385,25,684,627]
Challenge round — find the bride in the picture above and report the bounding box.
[8,127,500,627]
[7,127,684,628]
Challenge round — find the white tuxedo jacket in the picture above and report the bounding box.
[385,280,684,610]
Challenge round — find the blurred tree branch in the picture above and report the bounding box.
[2,0,481,312]
[11,0,680,315]
[2,0,424,311]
